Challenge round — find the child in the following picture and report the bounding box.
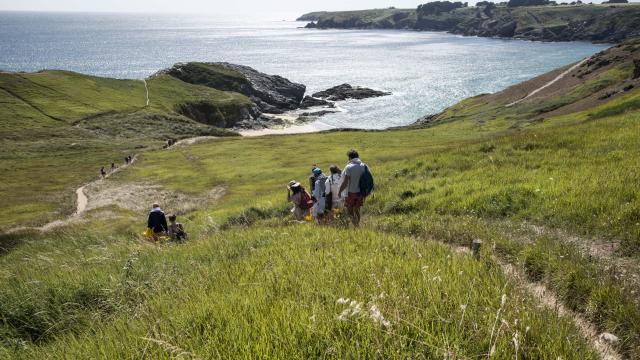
[168,214,187,242]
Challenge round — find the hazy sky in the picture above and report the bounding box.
[0,0,428,17]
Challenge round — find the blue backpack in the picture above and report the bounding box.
[359,164,374,198]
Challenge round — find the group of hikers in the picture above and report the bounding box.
[142,149,372,242]
[145,203,188,242]
[287,149,374,227]
[100,155,133,178]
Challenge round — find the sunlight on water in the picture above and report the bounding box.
[0,12,608,128]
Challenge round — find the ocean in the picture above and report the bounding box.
[0,11,608,129]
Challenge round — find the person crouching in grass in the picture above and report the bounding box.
[287,181,312,221]
[147,203,168,241]
[168,214,187,242]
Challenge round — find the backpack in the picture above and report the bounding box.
[300,191,314,209]
[359,164,374,198]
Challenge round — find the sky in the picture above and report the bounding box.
[0,0,427,17]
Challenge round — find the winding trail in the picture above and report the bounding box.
[506,59,587,107]
[142,79,150,106]
[5,155,138,234]
[500,261,622,360]
[443,242,622,360]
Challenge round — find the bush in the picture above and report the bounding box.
[508,0,550,6]
[417,1,467,15]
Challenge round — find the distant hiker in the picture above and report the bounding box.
[167,214,187,242]
[287,180,312,221]
[311,168,328,222]
[147,203,168,240]
[309,164,320,193]
[124,156,129,164]
[111,162,116,171]
[100,166,106,178]
[339,149,374,227]
[325,165,345,211]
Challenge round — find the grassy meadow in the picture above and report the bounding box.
[2,84,640,357]
[2,41,640,358]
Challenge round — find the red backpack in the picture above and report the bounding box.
[299,191,314,209]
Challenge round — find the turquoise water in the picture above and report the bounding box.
[0,12,608,128]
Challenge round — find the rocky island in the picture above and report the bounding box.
[300,2,640,43]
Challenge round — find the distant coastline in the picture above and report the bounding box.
[299,4,640,43]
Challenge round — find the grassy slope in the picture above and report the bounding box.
[2,44,640,357]
[2,87,638,357]
[0,71,249,231]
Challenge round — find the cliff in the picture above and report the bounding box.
[300,4,640,43]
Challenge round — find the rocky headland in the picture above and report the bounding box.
[157,62,391,130]
[300,4,640,43]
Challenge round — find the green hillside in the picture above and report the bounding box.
[0,70,252,230]
[2,42,640,357]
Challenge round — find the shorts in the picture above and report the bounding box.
[345,192,364,209]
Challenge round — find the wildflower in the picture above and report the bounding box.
[460,304,467,311]
[369,304,391,328]
[337,298,350,305]
[351,302,362,316]
[599,332,619,344]
[501,294,507,306]
[337,308,351,321]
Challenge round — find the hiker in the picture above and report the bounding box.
[325,165,345,211]
[124,156,129,164]
[100,166,106,178]
[287,180,312,221]
[167,214,187,242]
[147,203,168,240]
[111,162,116,171]
[311,168,329,223]
[339,149,374,227]
[308,165,320,193]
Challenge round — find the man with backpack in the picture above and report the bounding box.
[339,149,374,227]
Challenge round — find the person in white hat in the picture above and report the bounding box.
[287,180,312,220]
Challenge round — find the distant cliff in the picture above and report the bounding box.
[299,4,640,43]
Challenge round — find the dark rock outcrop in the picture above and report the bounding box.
[312,84,391,101]
[300,110,338,117]
[160,62,306,113]
[634,59,640,79]
[176,100,260,128]
[299,95,333,108]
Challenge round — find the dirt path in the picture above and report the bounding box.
[420,238,623,359]
[170,136,218,148]
[506,59,587,107]
[500,261,622,360]
[5,155,138,234]
[142,79,149,106]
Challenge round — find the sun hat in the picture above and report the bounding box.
[288,180,301,188]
